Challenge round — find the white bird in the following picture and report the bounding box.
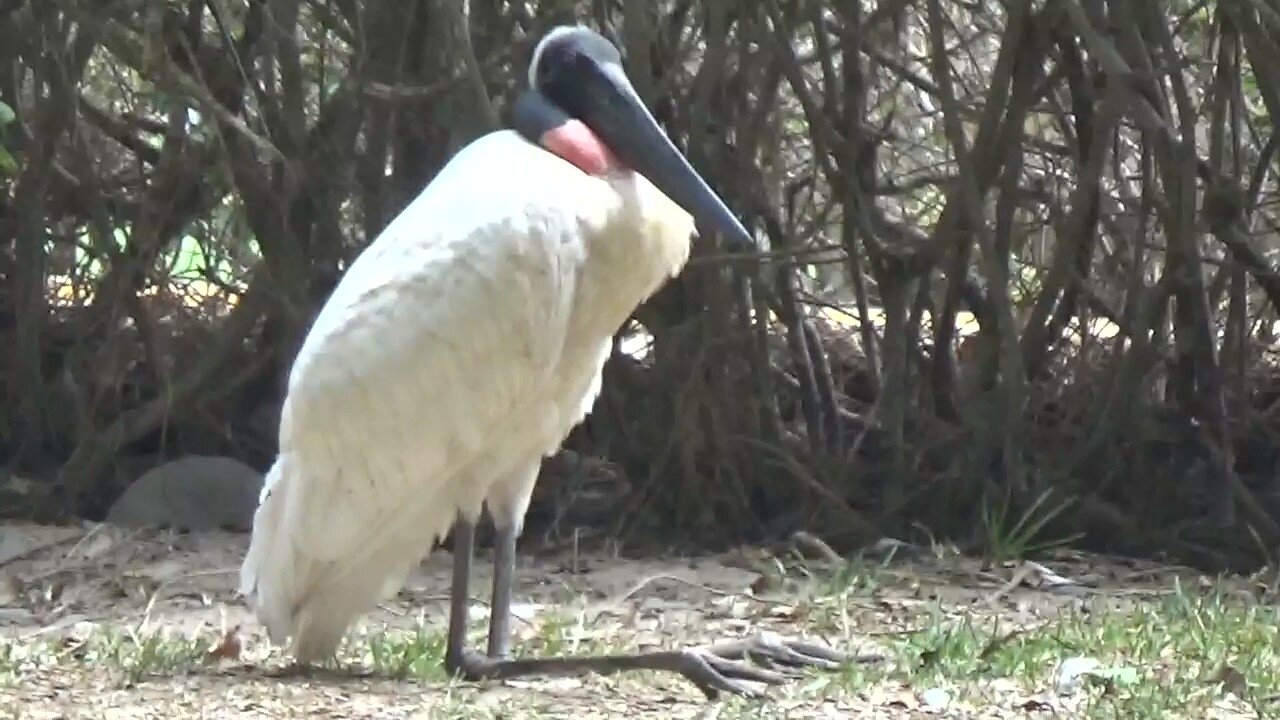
[239,24,848,697]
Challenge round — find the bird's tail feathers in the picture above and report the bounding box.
[238,459,301,648]
[239,456,456,664]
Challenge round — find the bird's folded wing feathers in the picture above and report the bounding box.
[272,202,584,562]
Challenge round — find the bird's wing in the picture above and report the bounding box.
[269,132,606,564]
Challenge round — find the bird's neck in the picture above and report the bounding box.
[570,174,694,340]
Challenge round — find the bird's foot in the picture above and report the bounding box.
[667,645,792,698]
[444,645,786,698]
[700,630,863,670]
[443,632,878,700]
[445,647,504,682]
[680,631,880,699]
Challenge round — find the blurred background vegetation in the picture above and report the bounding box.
[3,0,1279,572]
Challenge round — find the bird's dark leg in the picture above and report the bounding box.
[485,522,517,659]
[444,513,475,674]
[446,518,874,701]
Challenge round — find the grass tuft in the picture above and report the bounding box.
[362,622,450,681]
[76,627,211,685]
[979,488,1081,562]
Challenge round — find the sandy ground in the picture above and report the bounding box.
[0,522,1265,718]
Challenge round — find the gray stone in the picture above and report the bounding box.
[106,455,263,532]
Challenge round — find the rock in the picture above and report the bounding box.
[105,455,263,532]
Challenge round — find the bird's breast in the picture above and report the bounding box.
[567,170,695,336]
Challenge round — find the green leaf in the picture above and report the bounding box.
[0,101,13,128]
[0,147,16,175]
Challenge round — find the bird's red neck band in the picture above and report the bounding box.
[540,120,619,176]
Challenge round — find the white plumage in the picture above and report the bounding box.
[239,127,695,662]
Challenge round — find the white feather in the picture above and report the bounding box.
[239,129,694,662]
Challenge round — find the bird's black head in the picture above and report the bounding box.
[513,25,755,250]
[529,26,622,98]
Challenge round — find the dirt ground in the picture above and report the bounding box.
[0,521,1266,719]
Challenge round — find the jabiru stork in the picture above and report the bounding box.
[239,24,848,697]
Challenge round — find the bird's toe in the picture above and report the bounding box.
[744,632,847,670]
[676,649,778,700]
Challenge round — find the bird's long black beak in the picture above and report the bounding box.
[552,55,755,251]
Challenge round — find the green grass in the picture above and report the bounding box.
[357,607,628,683]
[804,578,1279,719]
[362,622,450,681]
[978,487,1081,563]
[75,627,212,685]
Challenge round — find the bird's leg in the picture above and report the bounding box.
[444,513,476,674]
[456,517,869,699]
[448,472,873,698]
[450,530,870,696]
[485,522,517,659]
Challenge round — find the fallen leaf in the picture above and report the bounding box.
[1056,656,1139,695]
[766,604,799,619]
[207,625,242,661]
[1055,656,1100,694]
[1020,695,1056,712]
[883,690,917,710]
